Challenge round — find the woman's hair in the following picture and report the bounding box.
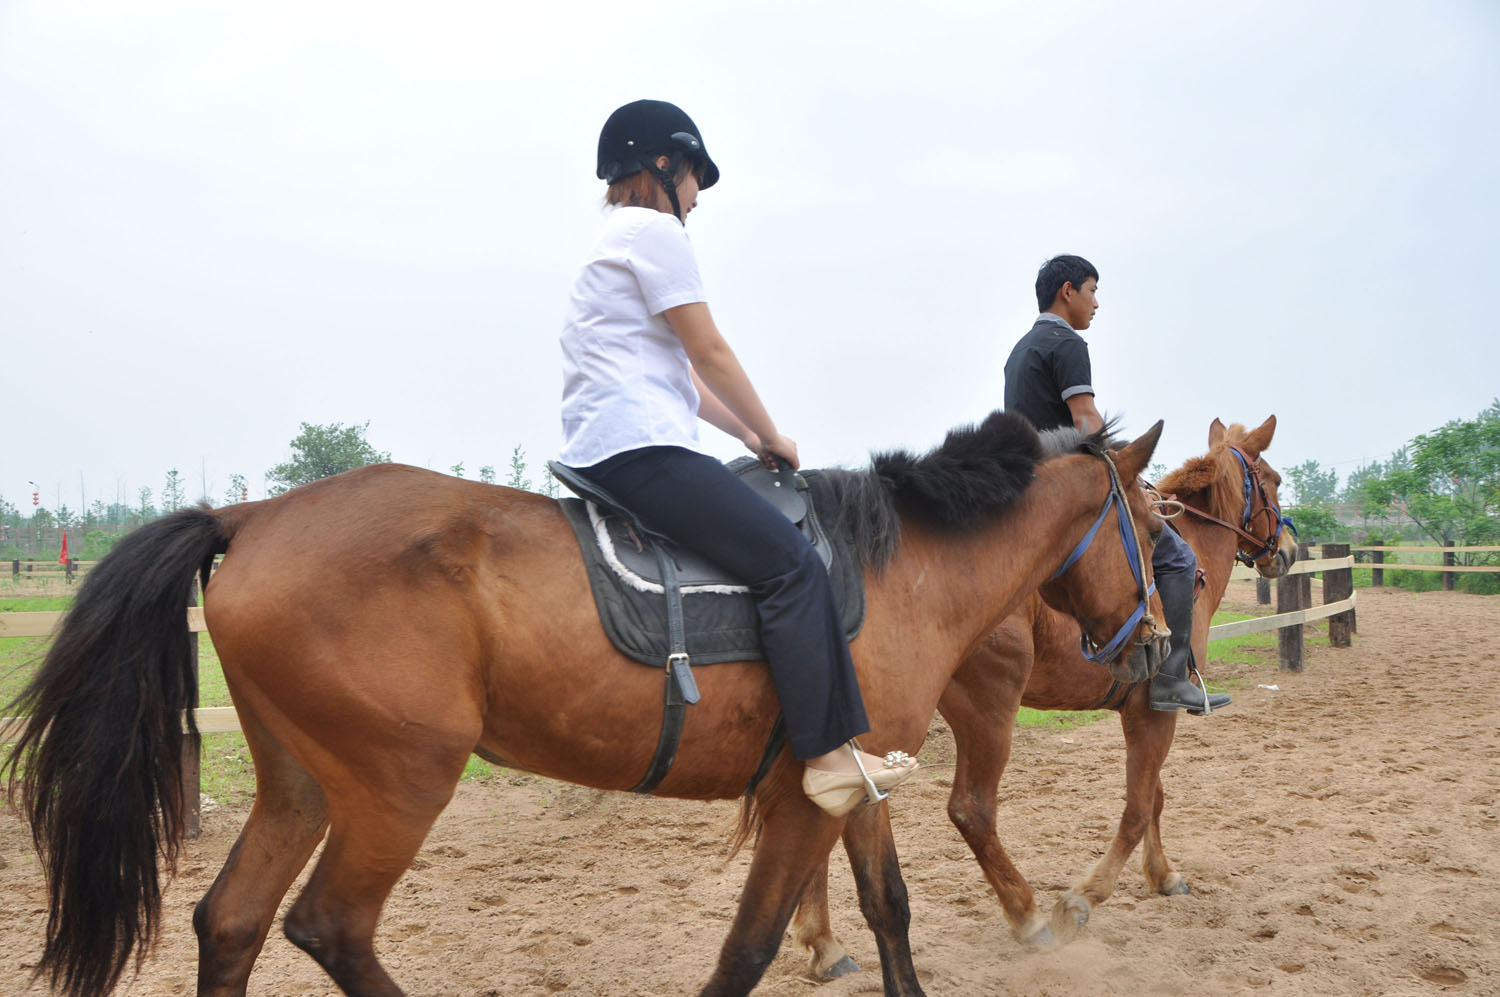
[604,158,699,210]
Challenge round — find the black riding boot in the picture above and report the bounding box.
[1149,568,1232,714]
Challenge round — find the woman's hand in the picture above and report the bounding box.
[757,433,800,471]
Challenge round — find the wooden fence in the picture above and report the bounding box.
[1348,544,1500,592]
[8,559,92,581]
[1216,543,1357,673]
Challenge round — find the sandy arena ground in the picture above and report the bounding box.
[2,585,1496,995]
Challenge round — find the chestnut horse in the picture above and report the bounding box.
[5,413,1166,997]
[790,416,1296,978]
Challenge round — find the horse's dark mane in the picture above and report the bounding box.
[1035,416,1125,460]
[820,412,1119,571]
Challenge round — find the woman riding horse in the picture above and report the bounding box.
[558,99,916,817]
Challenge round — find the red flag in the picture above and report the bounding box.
[58,531,69,564]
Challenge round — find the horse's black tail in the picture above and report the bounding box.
[2,506,231,997]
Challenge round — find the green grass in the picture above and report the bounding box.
[1205,608,1328,695]
[1206,610,1277,664]
[1016,706,1110,729]
[0,595,73,613]
[1,637,51,705]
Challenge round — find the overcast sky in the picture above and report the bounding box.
[4,0,1497,514]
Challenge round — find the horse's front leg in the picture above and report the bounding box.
[1066,695,1185,908]
[788,861,861,981]
[840,800,924,997]
[699,787,844,997]
[939,647,1064,948]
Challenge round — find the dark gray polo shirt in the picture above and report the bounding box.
[1002,313,1094,431]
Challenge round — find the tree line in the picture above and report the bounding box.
[8,407,1496,578]
[1274,400,1498,593]
[1,421,557,561]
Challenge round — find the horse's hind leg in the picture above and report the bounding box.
[839,801,923,996]
[1067,700,1182,909]
[699,789,846,997]
[280,752,468,997]
[1140,716,1188,893]
[194,715,330,997]
[1141,756,1190,895]
[789,862,861,981]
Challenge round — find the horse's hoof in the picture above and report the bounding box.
[1158,876,1191,896]
[814,955,860,981]
[1049,892,1091,943]
[1018,924,1059,951]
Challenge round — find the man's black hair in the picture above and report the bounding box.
[1035,254,1099,312]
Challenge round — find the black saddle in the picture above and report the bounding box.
[549,456,865,794]
[549,456,833,590]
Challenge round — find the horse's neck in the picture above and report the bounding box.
[1175,489,1244,618]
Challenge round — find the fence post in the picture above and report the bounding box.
[1322,543,1354,645]
[64,557,75,583]
[1371,547,1384,587]
[1297,542,1312,608]
[182,579,202,839]
[1442,540,1455,591]
[1276,562,1304,672]
[1255,576,1271,605]
[10,559,16,578]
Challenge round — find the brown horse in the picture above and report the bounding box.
[5,412,1167,997]
[790,416,1296,978]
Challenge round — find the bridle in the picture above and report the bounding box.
[1050,450,1167,665]
[1170,445,1297,567]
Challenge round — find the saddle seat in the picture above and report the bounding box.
[548,457,831,592]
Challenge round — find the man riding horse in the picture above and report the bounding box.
[1004,254,1232,716]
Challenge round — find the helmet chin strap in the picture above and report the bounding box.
[649,151,685,221]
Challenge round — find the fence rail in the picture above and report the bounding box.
[1352,545,1500,553]
[1211,555,1355,641]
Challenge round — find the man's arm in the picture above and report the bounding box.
[1066,393,1104,435]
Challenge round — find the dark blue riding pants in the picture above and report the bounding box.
[1153,521,1197,578]
[576,446,870,760]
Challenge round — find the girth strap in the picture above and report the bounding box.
[630,539,702,793]
[1089,679,1130,711]
[745,714,788,798]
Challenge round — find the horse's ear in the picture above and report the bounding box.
[1241,415,1277,458]
[1114,420,1164,479]
[1208,418,1226,447]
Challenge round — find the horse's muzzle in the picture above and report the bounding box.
[1114,632,1168,683]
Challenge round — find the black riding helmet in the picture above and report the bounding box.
[597,99,719,220]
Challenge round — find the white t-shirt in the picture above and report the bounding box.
[559,206,709,467]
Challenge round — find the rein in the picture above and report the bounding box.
[1171,445,1296,567]
[1051,451,1163,665]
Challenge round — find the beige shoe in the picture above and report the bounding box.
[802,746,918,818]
